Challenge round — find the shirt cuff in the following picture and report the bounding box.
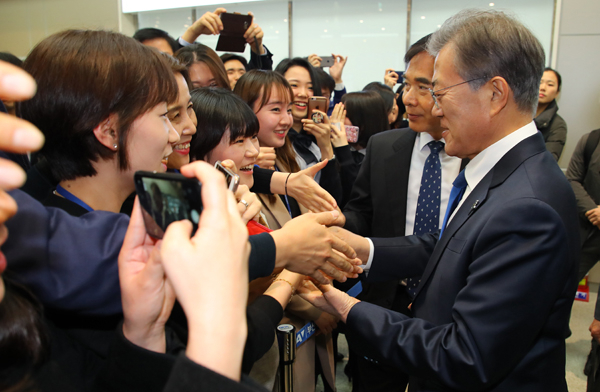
[335,82,345,91]
[178,37,193,47]
[362,237,375,274]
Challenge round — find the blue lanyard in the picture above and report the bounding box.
[55,184,94,212]
[274,167,292,217]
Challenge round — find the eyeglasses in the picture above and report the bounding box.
[429,77,488,108]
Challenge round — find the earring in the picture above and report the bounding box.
[113,144,118,150]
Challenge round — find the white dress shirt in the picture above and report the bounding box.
[405,132,462,235]
[364,121,539,271]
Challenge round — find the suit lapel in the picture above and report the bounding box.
[411,133,546,300]
[384,130,417,237]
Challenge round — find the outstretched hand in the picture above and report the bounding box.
[297,279,360,323]
[270,210,362,284]
[286,162,337,212]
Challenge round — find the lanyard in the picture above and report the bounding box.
[55,184,94,212]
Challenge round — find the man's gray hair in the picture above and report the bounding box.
[427,9,545,116]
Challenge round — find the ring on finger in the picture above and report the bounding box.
[239,199,249,210]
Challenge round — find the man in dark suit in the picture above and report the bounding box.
[342,35,462,391]
[300,9,579,391]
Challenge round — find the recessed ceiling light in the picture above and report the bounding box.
[421,16,426,19]
[489,2,495,6]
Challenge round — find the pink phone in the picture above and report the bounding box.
[345,125,359,143]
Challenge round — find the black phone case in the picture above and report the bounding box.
[216,13,253,53]
[134,171,203,239]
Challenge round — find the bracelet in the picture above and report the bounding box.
[284,173,292,196]
[273,278,296,301]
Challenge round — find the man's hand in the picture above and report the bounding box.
[270,211,361,284]
[119,198,175,353]
[297,280,360,323]
[182,7,226,43]
[586,206,600,228]
[329,54,348,84]
[384,68,399,88]
[313,312,338,335]
[308,54,322,68]
[590,319,600,343]
[328,226,371,264]
[256,146,276,169]
[245,12,265,55]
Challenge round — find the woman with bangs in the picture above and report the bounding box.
[176,43,231,89]
[274,59,343,205]
[21,30,180,217]
[12,29,181,390]
[233,71,337,392]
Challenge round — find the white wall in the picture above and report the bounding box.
[555,0,600,169]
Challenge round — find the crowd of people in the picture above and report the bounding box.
[0,5,596,392]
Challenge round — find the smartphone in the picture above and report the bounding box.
[134,171,203,239]
[216,12,253,53]
[319,56,335,68]
[393,71,404,84]
[308,96,328,123]
[214,160,240,193]
[345,125,360,143]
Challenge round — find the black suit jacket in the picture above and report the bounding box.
[343,128,466,308]
[345,132,580,391]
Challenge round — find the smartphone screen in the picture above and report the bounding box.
[134,171,203,239]
[214,161,240,193]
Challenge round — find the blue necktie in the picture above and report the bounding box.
[439,169,468,238]
[407,140,444,297]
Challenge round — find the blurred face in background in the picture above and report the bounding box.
[538,70,560,106]
[224,59,246,90]
[189,62,217,89]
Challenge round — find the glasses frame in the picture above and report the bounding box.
[429,77,489,108]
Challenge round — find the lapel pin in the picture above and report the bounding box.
[471,200,480,211]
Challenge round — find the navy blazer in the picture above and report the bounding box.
[3,188,276,315]
[345,133,580,391]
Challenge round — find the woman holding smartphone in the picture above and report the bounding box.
[274,58,343,205]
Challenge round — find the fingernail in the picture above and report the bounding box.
[331,210,339,218]
[13,127,44,150]
[1,73,36,97]
[0,164,26,188]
